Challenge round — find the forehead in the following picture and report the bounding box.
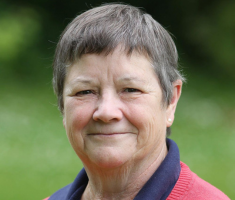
[65,48,157,82]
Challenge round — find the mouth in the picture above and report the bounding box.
[86,132,137,142]
[88,132,128,136]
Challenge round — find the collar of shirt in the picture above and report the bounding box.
[134,138,181,200]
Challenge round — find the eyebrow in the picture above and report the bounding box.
[118,76,146,83]
[64,77,95,95]
[66,75,146,89]
[68,77,94,86]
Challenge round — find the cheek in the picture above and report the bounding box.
[65,99,93,128]
[64,100,93,149]
[127,104,167,148]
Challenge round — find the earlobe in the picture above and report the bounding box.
[166,80,182,127]
[63,118,66,129]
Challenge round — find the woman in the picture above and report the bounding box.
[45,4,229,200]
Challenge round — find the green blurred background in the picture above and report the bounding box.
[0,0,234,199]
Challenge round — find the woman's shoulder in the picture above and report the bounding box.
[167,162,230,200]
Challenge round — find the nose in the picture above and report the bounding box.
[93,93,123,123]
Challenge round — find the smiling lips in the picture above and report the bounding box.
[87,132,132,140]
[88,132,129,136]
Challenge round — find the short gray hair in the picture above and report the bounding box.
[53,3,185,136]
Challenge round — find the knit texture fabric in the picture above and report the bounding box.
[166,162,230,200]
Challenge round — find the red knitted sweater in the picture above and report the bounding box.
[167,162,230,200]
[44,162,230,200]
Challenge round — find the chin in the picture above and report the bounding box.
[85,147,134,169]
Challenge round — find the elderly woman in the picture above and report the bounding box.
[45,4,229,200]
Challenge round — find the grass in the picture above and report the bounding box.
[0,70,234,199]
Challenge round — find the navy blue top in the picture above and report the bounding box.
[49,138,181,200]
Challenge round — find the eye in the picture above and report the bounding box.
[123,88,141,93]
[76,90,94,96]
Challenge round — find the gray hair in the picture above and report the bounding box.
[53,3,185,136]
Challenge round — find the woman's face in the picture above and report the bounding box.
[63,48,177,169]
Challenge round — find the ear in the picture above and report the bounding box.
[166,80,182,127]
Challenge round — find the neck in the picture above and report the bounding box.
[81,142,168,200]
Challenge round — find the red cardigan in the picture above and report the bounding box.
[44,162,230,200]
[167,162,229,200]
